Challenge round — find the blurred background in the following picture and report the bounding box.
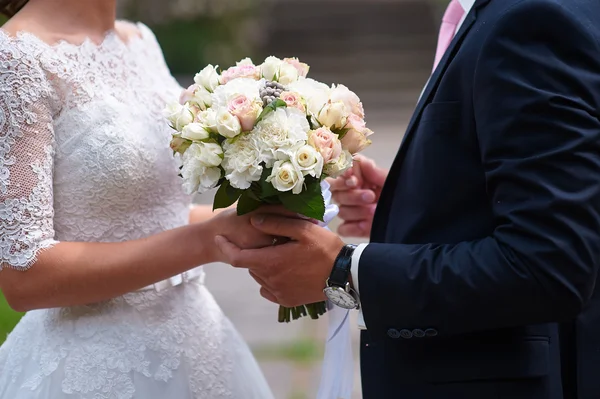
[0,0,446,397]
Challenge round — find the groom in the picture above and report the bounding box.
[216,0,600,397]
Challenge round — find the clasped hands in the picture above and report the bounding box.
[214,155,387,307]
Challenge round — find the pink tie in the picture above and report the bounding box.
[433,0,465,71]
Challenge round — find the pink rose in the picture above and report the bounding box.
[329,84,364,119]
[284,58,310,78]
[220,64,260,84]
[341,114,373,154]
[279,91,306,112]
[179,84,198,105]
[227,94,262,132]
[308,127,342,164]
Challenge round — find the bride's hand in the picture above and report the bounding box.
[207,209,274,262]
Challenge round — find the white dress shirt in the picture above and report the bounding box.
[351,0,476,329]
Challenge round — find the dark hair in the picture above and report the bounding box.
[0,0,28,18]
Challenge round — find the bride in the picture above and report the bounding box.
[0,0,276,397]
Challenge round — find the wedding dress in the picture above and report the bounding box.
[0,21,274,399]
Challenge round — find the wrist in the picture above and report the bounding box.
[190,220,221,264]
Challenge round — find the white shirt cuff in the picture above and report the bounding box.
[351,243,369,330]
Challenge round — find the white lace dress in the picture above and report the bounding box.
[0,22,274,399]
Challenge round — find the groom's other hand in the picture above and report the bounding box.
[328,155,388,237]
[214,214,345,306]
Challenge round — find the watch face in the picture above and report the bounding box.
[324,287,357,309]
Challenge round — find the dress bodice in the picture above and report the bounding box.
[0,22,190,269]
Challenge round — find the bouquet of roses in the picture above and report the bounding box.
[164,56,373,322]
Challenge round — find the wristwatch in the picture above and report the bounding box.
[323,244,360,310]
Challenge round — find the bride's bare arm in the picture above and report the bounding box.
[189,204,228,224]
[0,210,270,312]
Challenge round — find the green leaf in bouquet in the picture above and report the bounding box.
[213,180,243,211]
[278,177,325,221]
[237,191,263,215]
[255,99,287,125]
[258,168,279,199]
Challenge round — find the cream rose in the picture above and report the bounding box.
[227,94,262,132]
[292,144,324,178]
[283,58,310,78]
[194,64,220,92]
[279,91,305,112]
[267,160,305,194]
[216,109,242,139]
[260,56,283,81]
[278,62,299,85]
[329,84,364,119]
[317,100,349,130]
[341,114,373,154]
[195,108,218,132]
[308,127,342,163]
[324,150,353,178]
[192,87,213,110]
[181,123,210,141]
[164,102,194,131]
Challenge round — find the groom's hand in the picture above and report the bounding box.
[328,155,388,238]
[215,214,345,307]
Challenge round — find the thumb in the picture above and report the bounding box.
[359,157,387,188]
[251,214,313,240]
[214,235,242,265]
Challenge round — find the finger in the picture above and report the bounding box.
[333,189,376,206]
[214,235,242,264]
[359,156,387,188]
[249,270,273,290]
[250,214,317,241]
[328,176,353,192]
[215,235,269,269]
[338,222,370,238]
[260,287,278,304]
[338,204,376,223]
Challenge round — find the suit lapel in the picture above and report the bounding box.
[400,12,477,149]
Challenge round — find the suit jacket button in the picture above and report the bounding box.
[400,329,413,339]
[387,328,401,339]
[425,328,438,337]
[412,329,425,338]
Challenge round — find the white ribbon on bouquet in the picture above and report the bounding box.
[316,180,354,399]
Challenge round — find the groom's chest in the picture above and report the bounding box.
[379,18,495,243]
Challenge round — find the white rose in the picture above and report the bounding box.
[184,142,223,167]
[164,102,194,131]
[267,160,305,194]
[216,109,242,139]
[278,62,299,85]
[291,144,324,178]
[324,150,353,178]
[252,107,310,167]
[192,87,213,110]
[287,78,331,117]
[222,134,263,190]
[211,78,262,109]
[195,108,218,132]
[181,145,222,195]
[194,64,220,92]
[181,123,210,141]
[317,101,349,130]
[261,56,283,81]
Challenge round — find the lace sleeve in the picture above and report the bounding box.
[0,37,58,271]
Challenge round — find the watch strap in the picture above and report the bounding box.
[329,244,357,288]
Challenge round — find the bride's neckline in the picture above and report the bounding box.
[0,20,145,52]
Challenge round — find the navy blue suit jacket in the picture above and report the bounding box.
[360,0,600,398]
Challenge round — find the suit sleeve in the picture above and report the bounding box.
[359,2,600,340]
